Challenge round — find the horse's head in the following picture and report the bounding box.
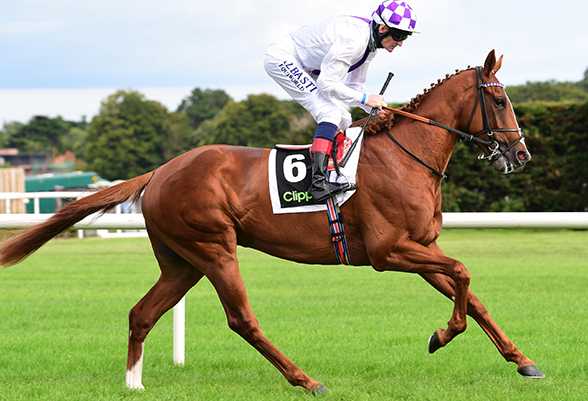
[460,50,531,174]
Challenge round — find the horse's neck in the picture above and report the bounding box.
[366,105,457,176]
[383,75,472,175]
[416,94,460,161]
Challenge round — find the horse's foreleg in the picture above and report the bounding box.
[206,260,328,395]
[126,256,204,390]
[374,240,471,350]
[420,272,544,378]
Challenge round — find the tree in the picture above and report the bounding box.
[0,116,89,159]
[60,126,88,163]
[192,94,295,148]
[506,80,588,103]
[162,111,197,160]
[177,88,231,129]
[84,90,170,180]
[575,67,588,93]
[5,116,70,153]
[0,121,23,149]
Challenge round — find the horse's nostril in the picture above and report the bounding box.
[517,150,529,162]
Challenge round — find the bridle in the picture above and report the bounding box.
[383,66,526,178]
[464,66,525,171]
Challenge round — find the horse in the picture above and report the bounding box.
[0,50,544,395]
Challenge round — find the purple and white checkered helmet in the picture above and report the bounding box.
[372,0,420,33]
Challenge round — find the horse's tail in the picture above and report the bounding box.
[0,170,156,268]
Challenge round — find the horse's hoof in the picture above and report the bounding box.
[428,330,443,354]
[309,384,330,396]
[517,364,545,379]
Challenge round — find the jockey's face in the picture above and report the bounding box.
[378,25,404,53]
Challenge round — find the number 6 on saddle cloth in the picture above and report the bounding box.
[268,126,362,215]
[268,129,359,264]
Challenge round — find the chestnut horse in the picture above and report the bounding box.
[0,50,544,395]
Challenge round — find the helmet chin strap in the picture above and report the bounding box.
[371,20,405,49]
[371,21,386,49]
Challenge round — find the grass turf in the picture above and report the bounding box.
[0,228,586,400]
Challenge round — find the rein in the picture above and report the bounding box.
[382,66,525,176]
[384,127,447,179]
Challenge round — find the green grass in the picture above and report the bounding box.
[0,229,586,400]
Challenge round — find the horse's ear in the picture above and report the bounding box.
[492,55,504,75]
[483,50,496,77]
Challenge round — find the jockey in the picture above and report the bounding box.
[264,0,419,203]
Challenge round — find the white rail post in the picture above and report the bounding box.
[77,195,84,239]
[173,296,186,366]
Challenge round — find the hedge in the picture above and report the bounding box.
[441,102,588,212]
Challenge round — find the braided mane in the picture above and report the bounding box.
[356,67,472,134]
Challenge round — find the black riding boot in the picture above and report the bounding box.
[309,151,356,203]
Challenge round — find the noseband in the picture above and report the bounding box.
[383,65,526,178]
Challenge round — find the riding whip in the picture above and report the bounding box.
[340,72,394,168]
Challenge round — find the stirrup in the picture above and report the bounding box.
[310,181,357,203]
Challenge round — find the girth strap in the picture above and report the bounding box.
[325,197,352,265]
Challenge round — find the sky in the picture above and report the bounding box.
[1,0,587,128]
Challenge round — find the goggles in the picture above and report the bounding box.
[385,27,411,42]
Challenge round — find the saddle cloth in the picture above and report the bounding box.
[268,126,362,214]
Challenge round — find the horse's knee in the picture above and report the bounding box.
[454,263,471,288]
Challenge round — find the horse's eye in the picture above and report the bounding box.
[494,98,506,108]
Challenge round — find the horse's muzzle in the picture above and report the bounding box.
[492,148,531,174]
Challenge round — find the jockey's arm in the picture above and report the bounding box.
[346,56,387,112]
[318,52,387,112]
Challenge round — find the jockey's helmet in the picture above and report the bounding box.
[372,1,420,35]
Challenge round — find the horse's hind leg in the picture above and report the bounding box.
[420,272,545,378]
[203,253,327,395]
[126,234,204,390]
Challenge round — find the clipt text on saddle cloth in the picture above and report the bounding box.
[269,126,363,214]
